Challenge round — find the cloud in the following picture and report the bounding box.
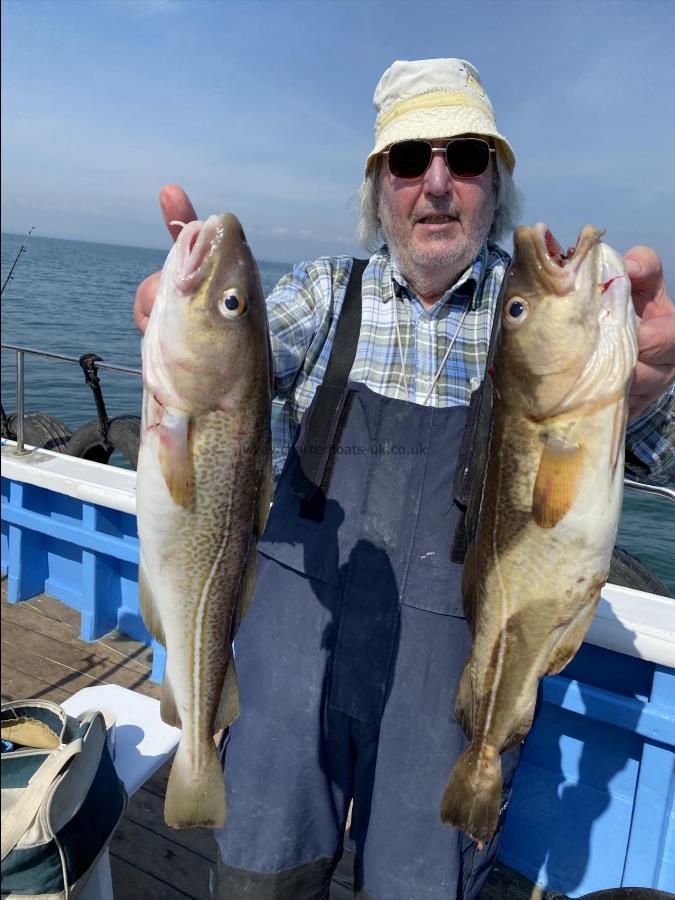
[271,227,288,237]
[299,228,311,239]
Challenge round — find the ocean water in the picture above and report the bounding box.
[2,232,673,594]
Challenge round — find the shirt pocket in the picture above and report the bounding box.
[401,557,466,617]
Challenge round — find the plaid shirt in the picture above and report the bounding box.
[268,244,674,483]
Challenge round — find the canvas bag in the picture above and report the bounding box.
[1,699,127,900]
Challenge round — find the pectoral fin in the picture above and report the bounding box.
[532,435,584,529]
[159,409,194,508]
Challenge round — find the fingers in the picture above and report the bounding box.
[624,245,670,319]
[160,184,198,243]
[628,357,675,421]
[134,271,162,336]
[636,315,675,366]
[133,186,199,336]
[628,311,675,419]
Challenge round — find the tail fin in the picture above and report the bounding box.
[164,736,226,829]
[440,744,502,848]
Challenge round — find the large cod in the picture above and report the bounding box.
[136,213,273,829]
[441,224,638,845]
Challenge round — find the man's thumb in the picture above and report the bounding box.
[160,185,198,243]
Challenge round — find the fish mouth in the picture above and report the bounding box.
[515,223,604,294]
[173,214,222,292]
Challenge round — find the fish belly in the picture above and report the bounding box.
[137,416,261,828]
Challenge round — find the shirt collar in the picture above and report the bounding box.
[382,242,488,310]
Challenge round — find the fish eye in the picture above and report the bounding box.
[219,288,247,319]
[504,296,529,326]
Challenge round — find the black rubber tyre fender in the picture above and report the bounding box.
[609,545,671,597]
[65,415,141,469]
[3,412,72,452]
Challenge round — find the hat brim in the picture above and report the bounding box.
[365,105,515,175]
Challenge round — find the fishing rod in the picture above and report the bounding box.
[1,227,35,297]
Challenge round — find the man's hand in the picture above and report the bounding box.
[624,246,675,421]
[133,185,199,335]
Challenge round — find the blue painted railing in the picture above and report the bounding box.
[1,471,166,681]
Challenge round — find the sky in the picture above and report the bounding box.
[1,0,674,281]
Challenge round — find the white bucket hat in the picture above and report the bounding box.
[365,58,516,176]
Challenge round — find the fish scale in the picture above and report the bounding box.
[136,212,273,830]
[441,223,638,846]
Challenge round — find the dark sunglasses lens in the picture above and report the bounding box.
[388,141,432,178]
[446,139,490,177]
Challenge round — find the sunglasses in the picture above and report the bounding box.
[382,138,495,179]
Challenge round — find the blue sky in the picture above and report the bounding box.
[2,0,674,281]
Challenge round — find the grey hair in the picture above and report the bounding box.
[356,147,524,252]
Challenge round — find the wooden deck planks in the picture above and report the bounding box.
[1,577,216,897]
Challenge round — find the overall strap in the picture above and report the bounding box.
[451,272,505,561]
[291,258,368,502]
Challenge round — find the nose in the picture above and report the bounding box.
[423,150,453,197]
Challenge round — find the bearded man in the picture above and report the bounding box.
[135,58,675,900]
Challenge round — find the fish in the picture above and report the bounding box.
[441,223,638,846]
[136,212,273,829]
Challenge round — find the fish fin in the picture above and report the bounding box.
[454,663,475,740]
[543,586,604,676]
[610,398,627,480]
[232,547,257,639]
[441,743,502,847]
[214,656,240,730]
[503,696,538,751]
[160,671,181,728]
[257,453,274,537]
[164,736,226,829]
[138,555,165,646]
[159,409,194,508]
[220,453,270,649]
[532,435,584,529]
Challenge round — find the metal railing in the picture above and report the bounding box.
[1,343,141,455]
[1,342,674,503]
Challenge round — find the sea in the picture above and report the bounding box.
[2,231,673,594]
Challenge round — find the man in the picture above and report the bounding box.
[135,59,675,899]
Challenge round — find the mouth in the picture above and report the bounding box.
[414,213,459,227]
[511,223,604,296]
[530,222,604,277]
[173,214,222,291]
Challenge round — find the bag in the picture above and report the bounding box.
[1,699,127,899]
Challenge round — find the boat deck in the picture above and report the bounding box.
[0,576,562,899]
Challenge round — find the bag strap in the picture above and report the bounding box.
[1,738,83,862]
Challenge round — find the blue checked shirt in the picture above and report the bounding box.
[267,244,674,484]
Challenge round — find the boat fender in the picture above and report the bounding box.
[2,411,72,453]
[65,415,141,469]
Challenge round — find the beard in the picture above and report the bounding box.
[379,193,495,294]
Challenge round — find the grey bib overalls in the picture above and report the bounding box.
[212,259,518,899]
